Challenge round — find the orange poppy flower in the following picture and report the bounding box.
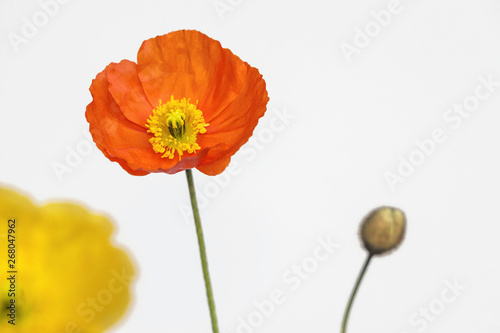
[86,30,269,176]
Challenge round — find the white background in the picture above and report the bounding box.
[1,0,500,332]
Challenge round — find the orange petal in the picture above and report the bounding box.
[86,68,151,150]
[137,30,248,118]
[196,152,231,176]
[85,66,172,174]
[107,60,154,128]
[87,30,269,176]
[196,66,269,167]
[96,143,149,176]
[108,145,209,174]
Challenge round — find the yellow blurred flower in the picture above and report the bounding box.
[0,186,135,333]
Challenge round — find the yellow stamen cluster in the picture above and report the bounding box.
[146,96,208,160]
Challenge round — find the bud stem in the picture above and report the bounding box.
[341,253,373,333]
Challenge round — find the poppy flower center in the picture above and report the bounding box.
[146,96,208,160]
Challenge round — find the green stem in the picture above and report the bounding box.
[185,169,219,333]
[341,253,373,333]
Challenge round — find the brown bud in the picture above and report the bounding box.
[360,206,406,255]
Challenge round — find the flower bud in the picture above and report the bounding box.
[360,206,406,255]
